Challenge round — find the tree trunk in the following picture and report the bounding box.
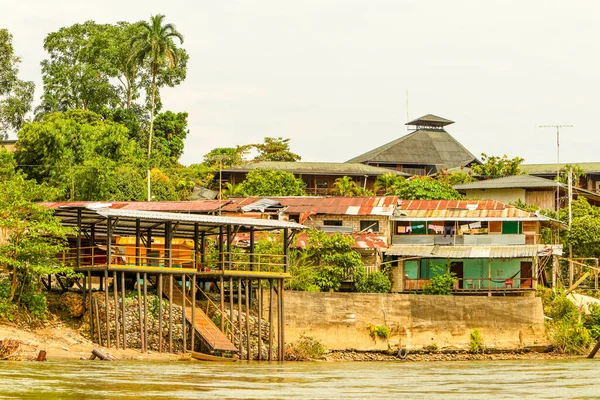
[147,73,157,202]
[8,238,19,302]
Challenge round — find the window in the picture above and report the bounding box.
[323,220,342,226]
[360,220,379,233]
[502,221,522,234]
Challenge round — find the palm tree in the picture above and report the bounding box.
[333,176,359,197]
[374,173,402,194]
[131,14,184,201]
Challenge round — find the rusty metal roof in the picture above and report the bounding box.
[394,199,535,220]
[222,196,399,217]
[385,244,563,258]
[40,201,227,213]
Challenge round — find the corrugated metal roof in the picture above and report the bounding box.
[406,114,454,127]
[385,244,563,258]
[224,161,408,176]
[222,196,399,217]
[522,162,600,175]
[40,201,227,213]
[453,175,566,190]
[394,199,534,220]
[96,208,304,229]
[294,232,387,249]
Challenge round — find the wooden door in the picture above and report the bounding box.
[450,262,464,289]
[520,261,533,288]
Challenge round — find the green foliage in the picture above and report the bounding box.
[355,269,391,293]
[469,329,485,353]
[367,324,390,340]
[285,334,326,361]
[584,303,600,340]
[152,111,188,163]
[0,161,75,315]
[0,29,35,138]
[423,264,457,295]
[235,169,306,196]
[203,146,251,169]
[557,164,586,187]
[550,319,593,354]
[471,153,524,179]
[15,109,143,200]
[437,169,477,185]
[253,137,301,162]
[386,176,462,200]
[374,173,403,194]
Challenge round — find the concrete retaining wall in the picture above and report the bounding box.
[283,291,546,351]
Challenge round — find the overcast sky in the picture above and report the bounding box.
[3,0,598,166]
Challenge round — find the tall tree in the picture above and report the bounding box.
[131,14,184,201]
[386,176,462,200]
[253,137,301,162]
[153,110,188,163]
[235,169,306,196]
[0,29,35,139]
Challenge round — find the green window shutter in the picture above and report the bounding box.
[502,221,522,234]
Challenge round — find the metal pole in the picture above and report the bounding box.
[229,277,234,342]
[169,274,173,353]
[137,272,143,352]
[245,278,251,360]
[191,274,196,352]
[143,273,148,353]
[238,278,243,357]
[220,276,225,331]
[88,271,93,341]
[257,278,262,361]
[268,279,273,362]
[182,274,187,353]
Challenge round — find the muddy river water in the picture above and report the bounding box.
[0,358,599,399]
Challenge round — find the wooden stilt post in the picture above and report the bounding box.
[245,278,251,360]
[88,271,93,341]
[121,271,126,350]
[169,274,173,353]
[137,272,143,352]
[268,279,273,362]
[280,279,285,361]
[220,276,225,331]
[104,270,110,349]
[94,297,102,347]
[277,279,282,361]
[158,274,163,353]
[113,271,120,349]
[257,278,262,361]
[237,278,243,357]
[143,273,148,353]
[229,277,234,342]
[191,274,196,352]
[588,340,600,358]
[82,273,87,316]
[182,274,187,353]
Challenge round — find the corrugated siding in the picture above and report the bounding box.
[384,245,562,258]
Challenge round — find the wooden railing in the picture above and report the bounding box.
[58,246,287,273]
[403,277,534,291]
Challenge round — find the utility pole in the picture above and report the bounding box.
[538,125,573,214]
[538,124,573,289]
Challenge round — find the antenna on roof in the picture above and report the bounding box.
[405,88,409,131]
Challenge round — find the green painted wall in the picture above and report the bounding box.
[418,258,528,288]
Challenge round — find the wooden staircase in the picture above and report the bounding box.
[163,281,237,353]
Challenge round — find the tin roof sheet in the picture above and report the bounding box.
[40,201,227,213]
[384,244,563,258]
[222,196,399,217]
[394,199,535,220]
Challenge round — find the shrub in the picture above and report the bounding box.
[550,319,593,354]
[367,324,390,341]
[355,270,391,293]
[285,335,326,361]
[21,293,47,321]
[423,264,457,295]
[469,329,485,353]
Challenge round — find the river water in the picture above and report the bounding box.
[0,359,599,399]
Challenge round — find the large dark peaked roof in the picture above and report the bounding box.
[346,115,479,170]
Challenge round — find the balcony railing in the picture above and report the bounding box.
[403,277,534,291]
[58,245,287,274]
[392,234,528,246]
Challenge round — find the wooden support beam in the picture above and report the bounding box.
[76,209,82,268]
[220,276,225,332]
[250,227,255,270]
[121,271,126,350]
[94,297,102,347]
[564,272,592,296]
[283,228,289,273]
[182,274,187,353]
[268,279,273,362]
[135,219,141,266]
[280,279,285,361]
[137,272,143,352]
[143,273,148,353]
[257,278,262,361]
[104,270,110,349]
[107,217,112,268]
[229,277,234,343]
[238,278,243,357]
[113,271,120,350]
[169,274,173,353]
[588,339,600,359]
[88,271,93,340]
[191,274,196,352]
[246,278,251,360]
[158,274,163,353]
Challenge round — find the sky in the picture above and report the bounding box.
[2,0,599,166]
